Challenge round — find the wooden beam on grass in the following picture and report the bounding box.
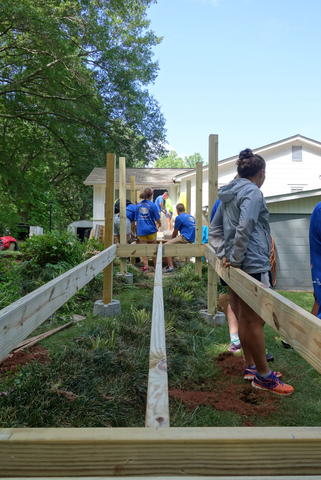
[0,245,116,363]
[2,427,321,477]
[119,156,127,274]
[145,243,169,428]
[206,244,321,374]
[207,134,218,315]
[195,162,203,277]
[117,243,205,258]
[103,153,116,305]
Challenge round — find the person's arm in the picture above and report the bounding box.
[172,228,178,239]
[229,189,262,267]
[208,203,225,258]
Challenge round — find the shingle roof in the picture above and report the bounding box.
[83,167,193,186]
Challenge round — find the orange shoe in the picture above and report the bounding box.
[252,372,294,396]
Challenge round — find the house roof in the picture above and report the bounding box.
[265,187,321,204]
[84,167,193,187]
[172,134,321,181]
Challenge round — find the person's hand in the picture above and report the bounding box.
[222,257,231,268]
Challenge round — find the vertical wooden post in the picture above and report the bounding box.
[103,153,115,305]
[207,134,218,314]
[130,175,136,204]
[119,157,127,274]
[186,180,191,214]
[195,162,203,277]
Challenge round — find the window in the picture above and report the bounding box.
[292,145,302,162]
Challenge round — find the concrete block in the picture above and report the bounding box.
[93,299,121,317]
[116,272,134,284]
[199,309,226,326]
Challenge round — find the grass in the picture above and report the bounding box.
[0,261,320,428]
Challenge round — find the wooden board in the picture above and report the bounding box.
[2,427,321,477]
[195,162,203,277]
[207,134,218,314]
[186,179,191,214]
[145,243,169,428]
[119,156,127,274]
[117,243,205,258]
[0,245,116,363]
[206,244,321,374]
[103,153,115,304]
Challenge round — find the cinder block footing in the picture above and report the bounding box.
[93,299,121,317]
[116,272,134,284]
[199,309,226,326]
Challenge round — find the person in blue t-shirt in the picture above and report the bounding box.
[309,201,321,318]
[135,187,161,272]
[164,203,196,272]
[210,198,221,223]
[154,192,167,213]
[113,199,136,243]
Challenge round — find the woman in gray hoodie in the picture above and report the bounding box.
[209,149,294,396]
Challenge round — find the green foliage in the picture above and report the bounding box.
[0,0,166,231]
[20,231,85,267]
[154,150,203,168]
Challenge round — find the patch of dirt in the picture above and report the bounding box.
[169,352,280,419]
[0,346,49,374]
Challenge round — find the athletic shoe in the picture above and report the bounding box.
[243,367,282,381]
[228,342,242,353]
[252,372,294,396]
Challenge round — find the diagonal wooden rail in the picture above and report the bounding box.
[145,243,169,428]
[0,245,116,363]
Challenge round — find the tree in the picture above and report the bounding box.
[184,153,204,168]
[0,0,166,232]
[154,151,185,168]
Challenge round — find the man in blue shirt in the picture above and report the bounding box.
[164,203,196,272]
[154,191,167,213]
[309,201,321,318]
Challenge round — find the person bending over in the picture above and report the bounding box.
[164,203,195,273]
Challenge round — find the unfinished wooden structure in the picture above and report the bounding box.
[1,135,321,479]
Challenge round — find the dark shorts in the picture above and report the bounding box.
[249,271,271,287]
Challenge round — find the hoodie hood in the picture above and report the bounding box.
[218,178,255,204]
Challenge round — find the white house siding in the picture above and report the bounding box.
[268,195,321,215]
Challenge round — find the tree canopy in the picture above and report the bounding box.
[154,150,204,169]
[0,0,166,232]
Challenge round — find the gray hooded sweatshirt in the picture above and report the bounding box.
[208,178,271,274]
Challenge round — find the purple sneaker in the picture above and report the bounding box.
[228,342,242,353]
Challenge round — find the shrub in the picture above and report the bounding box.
[20,231,85,267]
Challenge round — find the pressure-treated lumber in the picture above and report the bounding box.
[103,153,115,304]
[206,244,321,374]
[195,162,203,277]
[0,245,116,363]
[186,179,191,214]
[119,156,127,274]
[207,134,218,314]
[7,478,321,480]
[130,175,136,204]
[117,243,205,258]
[145,243,169,428]
[2,427,321,477]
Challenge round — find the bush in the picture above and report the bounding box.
[20,231,85,267]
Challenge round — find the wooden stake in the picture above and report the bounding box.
[186,180,191,214]
[119,156,127,274]
[103,153,115,305]
[195,162,203,277]
[130,175,136,204]
[207,134,218,314]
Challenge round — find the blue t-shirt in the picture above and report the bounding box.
[174,212,196,243]
[309,202,321,318]
[126,203,136,222]
[210,199,221,223]
[135,200,160,236]
[154,195,164,212]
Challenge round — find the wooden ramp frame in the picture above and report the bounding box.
[2,141,321,478]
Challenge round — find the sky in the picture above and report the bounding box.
[148,0,321,161]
